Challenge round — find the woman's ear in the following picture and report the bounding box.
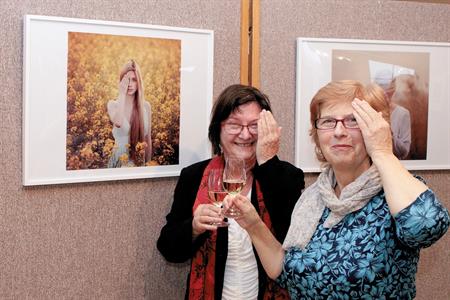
[315,146,325,161]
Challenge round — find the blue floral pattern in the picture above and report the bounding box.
[278,189,449,299]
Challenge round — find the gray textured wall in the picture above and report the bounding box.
[0,1,239,299]
[0,0,449,299]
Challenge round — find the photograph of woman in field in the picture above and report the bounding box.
[332,50,429,160]
[107,59,152,168]
[66,32,181,170]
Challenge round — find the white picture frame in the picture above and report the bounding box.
[295,37,450,172]
[23,15,214,185]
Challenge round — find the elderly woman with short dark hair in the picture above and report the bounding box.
[157,84,304,299]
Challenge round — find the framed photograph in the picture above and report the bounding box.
[23,15,214,185]
[295,37,450,172]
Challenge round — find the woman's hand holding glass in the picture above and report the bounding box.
[192,203,226,238]
[192,169,229,237]
[223,194,262,231]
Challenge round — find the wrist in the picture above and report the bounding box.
[191,221,202,240]
[257,154,276,166]
[257,157,269,165]
[370,151,397,166]
[246,219,266,236]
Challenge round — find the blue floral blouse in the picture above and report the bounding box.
[278,189,449,299]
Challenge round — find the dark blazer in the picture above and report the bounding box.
[157,156,304,299]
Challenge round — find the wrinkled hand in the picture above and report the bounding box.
[256,110,281,165]
[223,194,262,230]
[352,98,393,159]
[192,204,224,237]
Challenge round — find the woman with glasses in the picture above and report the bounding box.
[157,84,305,299]
[224,80,449,299]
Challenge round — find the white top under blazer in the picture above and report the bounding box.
[222,189,258,300]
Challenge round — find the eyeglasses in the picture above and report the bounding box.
[223,123,258,135]
[314,115,359,130]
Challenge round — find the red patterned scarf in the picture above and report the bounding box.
[189,156,290,300]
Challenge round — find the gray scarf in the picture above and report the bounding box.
[283,165,382,250]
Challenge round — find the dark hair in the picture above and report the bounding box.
[208,84,272,154]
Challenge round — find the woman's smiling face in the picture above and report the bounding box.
[317,100,370,173]
[219,101,261,164]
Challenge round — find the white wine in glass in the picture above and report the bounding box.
[208,190,228,205]
[223,157,246,217]
[207,169,228,227]
[222,180,245,195]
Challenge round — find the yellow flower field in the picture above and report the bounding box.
[66,32,180,170]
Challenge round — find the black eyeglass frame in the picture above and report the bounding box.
[314,115,359,130]
[222,123,259,135]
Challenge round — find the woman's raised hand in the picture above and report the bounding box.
[192,204,223,238]
[352,99,428,216]
[118,74,130,99]
[256,110,281,165]
[352,98,393,160]
[223,194,262,230]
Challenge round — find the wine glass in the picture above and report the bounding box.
[207,169,228,227]
[222,157,246,217]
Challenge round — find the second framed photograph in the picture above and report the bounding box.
[295,37,450,172]
[23,15,214,185]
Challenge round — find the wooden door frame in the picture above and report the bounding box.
[240,0,260,88]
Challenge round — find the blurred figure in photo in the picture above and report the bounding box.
[374,70,411,159]
[390,74,429,160]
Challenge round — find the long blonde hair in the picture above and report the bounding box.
[119,59,146,163]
